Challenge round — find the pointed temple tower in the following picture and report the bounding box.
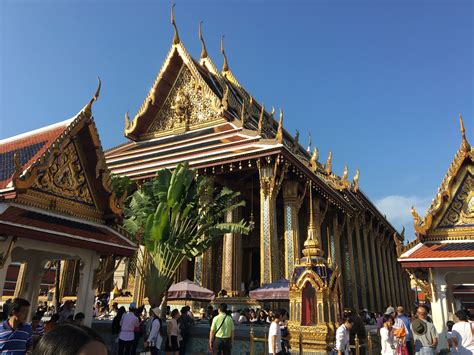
[288,184,341,353]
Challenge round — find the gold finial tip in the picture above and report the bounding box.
[171,4,180,45]
[94,76,101,101]
[220,35,229,72]
[198,21,208,59]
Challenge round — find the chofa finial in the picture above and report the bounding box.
[171,4,180,45]
[325,151,332,175]
[257,104,265,134]
[198,21,208,59]
[353,169,360,192]
[459,114,471,152]
[276,108,283,143]
[124,111,130,130]
[84,77,101,114]
[221,35,229,72]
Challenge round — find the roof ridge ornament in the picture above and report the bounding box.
[220,35,229,72]
[276,108,283,143]
[341,165,349,186]
[353,169,360,192]
[83,77,101,115]
[124,111,130,131]
[257,104,264,135]
[198,21,208,59]
[171,4,180,45]
[459,114,471,153]
[325,151,332,175]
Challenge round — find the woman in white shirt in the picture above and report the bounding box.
[452,310,474,355]
[380,314,396,355]
[165,309,180,355]
[144,307,163,355]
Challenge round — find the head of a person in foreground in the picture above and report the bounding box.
[343,315,355,330]
[33,324,107,355]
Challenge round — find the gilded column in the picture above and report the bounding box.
[333,214,346,303]
[388,241,398,306]
[368,223,382,311]
[346,218,360,311]
[221,208,242,294]
[376,231,388,308]
[257,157,287,284]
[354,218,368,308]
[282,180,305,279]
[362,223,376,310]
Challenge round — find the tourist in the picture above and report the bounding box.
[109,302,119,318]
[446,321,456,354]
[132,305,145,355]
[0,298,32,354]
[396,306,412,355]
[199,308,206,321]
[118,302,140,355]
[166,309,180,355]
[111,306,126,355]
[452,309,474,354]
[178,306,193,355]
[280,309,291,355]
[206,306,214,321]
[268,311,282,354]
[411,306,438,354]
[33,324,107,355]
[238,310,248,323]
[32,314,45,348]
[44,314,59,334]
[209,303,234,355]
[266,310,274,323]
[335,315,354,355]
[73,312,85,326]
[248,309,258,323]
[381,314,396,354]
[2,299,12,320]
[58,300,74,324]
[257,309,268,324]
[231,307,240,322]
[144,307,164,355]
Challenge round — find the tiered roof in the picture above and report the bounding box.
[399,116,474,267]
[106,9,401,236]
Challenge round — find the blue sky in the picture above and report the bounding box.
[1,0,472,240]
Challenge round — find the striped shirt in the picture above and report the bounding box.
[0,320,33,354]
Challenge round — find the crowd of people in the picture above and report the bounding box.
[335,305,474,355]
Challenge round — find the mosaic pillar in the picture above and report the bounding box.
[369,225,383,311]
[258,158,286,285]
[376,233,388,308]
[282,180,303,280]
[354,220,368,308]
[346,218,359,311]
[385,239,397,305]
[381,237,393,306]
[333,215,344,299]
[221,208,242,294]
[362,225,376,310]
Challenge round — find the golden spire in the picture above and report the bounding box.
[341,165,348,186]
[171,4,180,45]
[198,21,208,59]
[220,35,229,72]
[325,151,332,175]
[302,184,323,259]
[353,169,360,192]
[276,108,283,143]
[258,104,264,134]
[459,114,471,153]
[311,147,319,163]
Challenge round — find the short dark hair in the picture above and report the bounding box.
[180,307,187,314]
[74,312,85,320]
[383,314,393,323]
[343,315,354,324]
[455,310,468,321]
[10,298,30,316]
[171,309,179,318]
[34,324,105,355]
[219,303,228,312]
[446,320,454,331]
[273,311,281,320]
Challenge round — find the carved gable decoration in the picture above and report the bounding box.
[436,169,474,229]
[33,141,94,206]
[146,66,222,137]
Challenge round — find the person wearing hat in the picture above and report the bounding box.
[118,302,140,355]
[411,306,438,355]
[144,307,163,355]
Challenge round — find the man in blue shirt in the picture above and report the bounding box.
[0,298,33,355]
[397,306,413,355]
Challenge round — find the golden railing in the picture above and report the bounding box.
[249,326,268,355]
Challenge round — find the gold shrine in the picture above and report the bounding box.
[105,9,413,312]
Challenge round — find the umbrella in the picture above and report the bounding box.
[249,279,289,300]
[167,279,215,301]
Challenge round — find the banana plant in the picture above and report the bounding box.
[122,162,249,306]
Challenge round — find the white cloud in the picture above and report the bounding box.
[375,195,431,240]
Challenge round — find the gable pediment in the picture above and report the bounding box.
[143,65,224,139]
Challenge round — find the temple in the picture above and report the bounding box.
[105,14,412,312]
[398,116,474,348]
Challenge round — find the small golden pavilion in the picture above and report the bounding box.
[105,10,412,313]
